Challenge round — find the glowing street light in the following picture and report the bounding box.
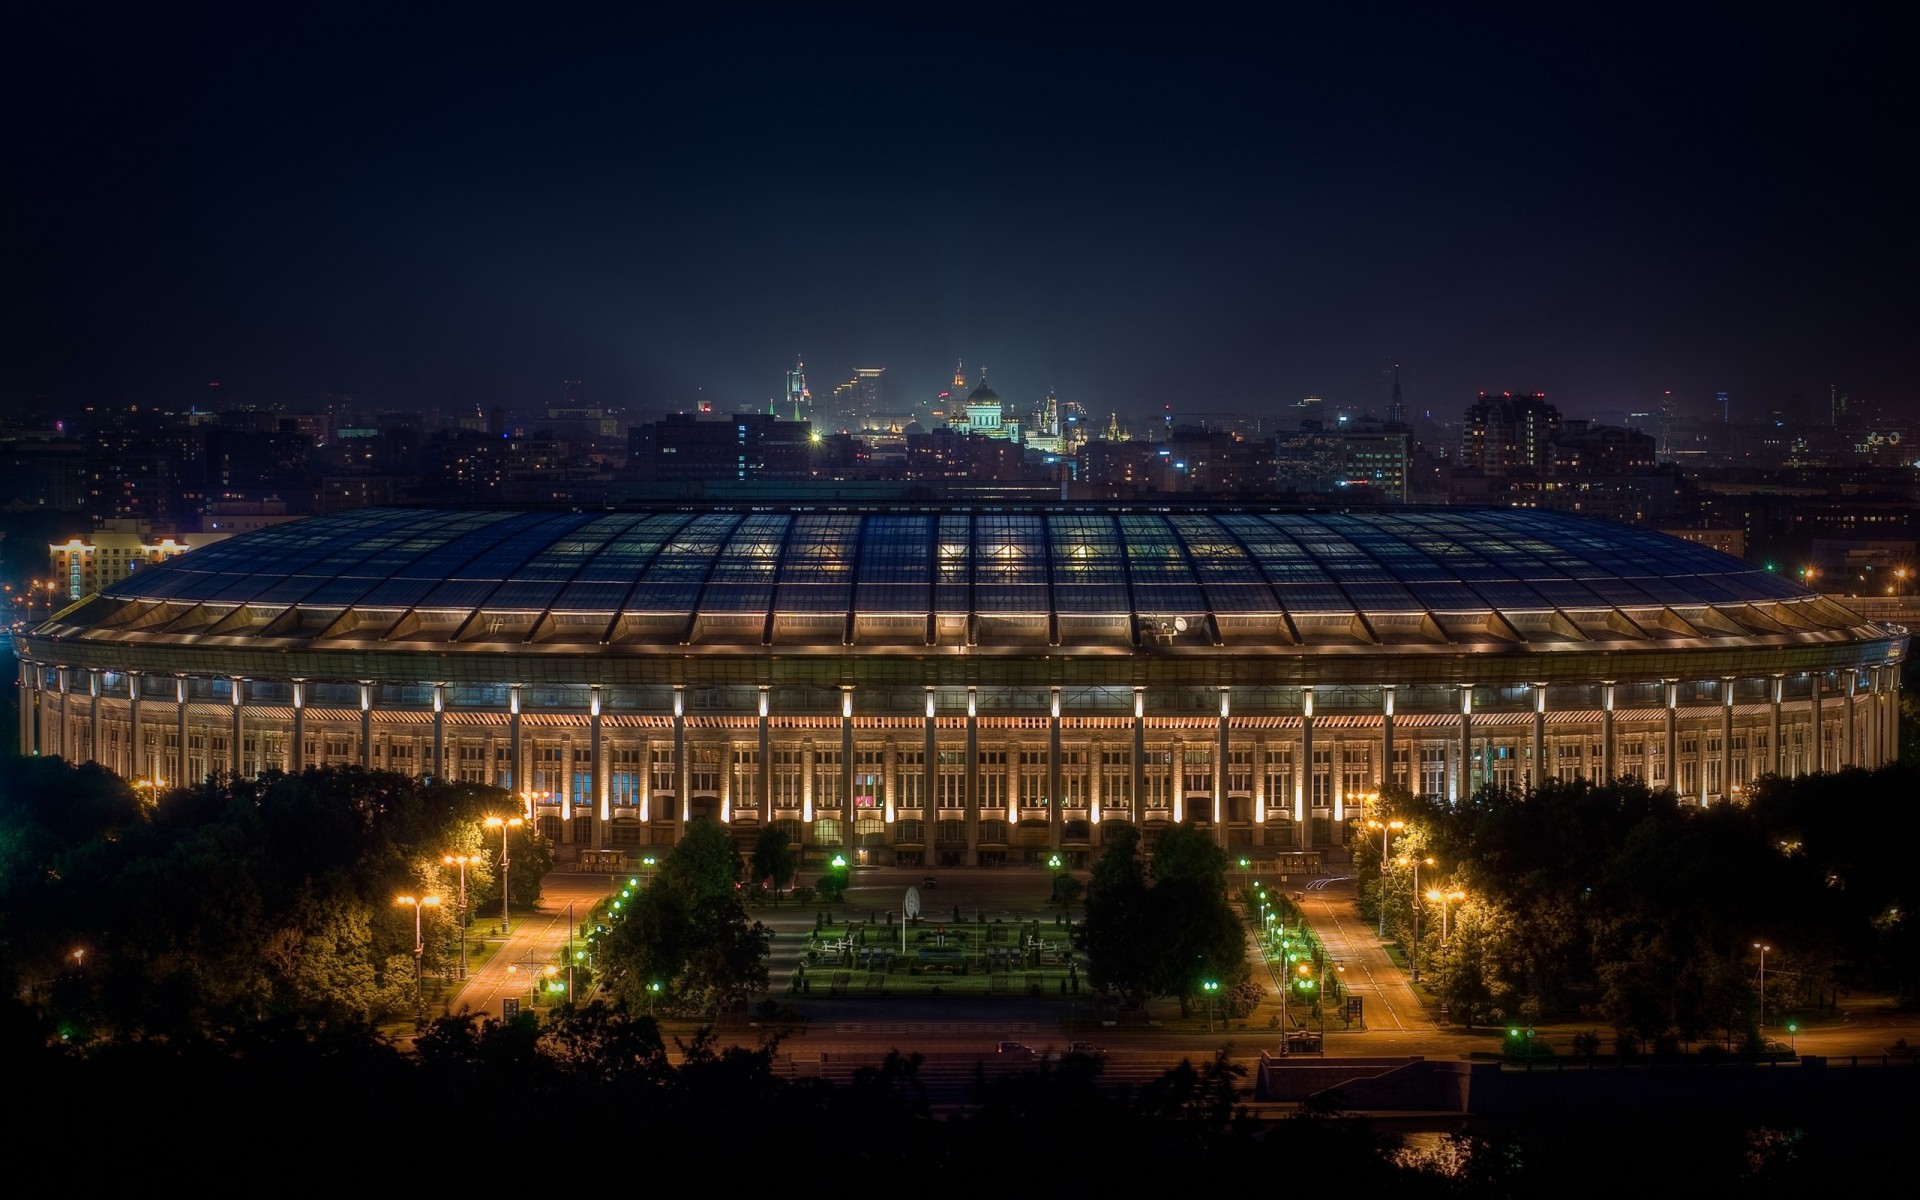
[1425,888,1467,945]
[1366,818,1405,936]
[1399,854,1434,982]
[395,894,442,1009]
[442,854,475,978]
[1754,942,1771,1029]
[485,816,524,933]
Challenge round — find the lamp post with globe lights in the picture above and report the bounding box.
[442,854,474,978]
[395,894,442,1011]
[1365,817,1404,936]
[1399,854,1434,982]
[1426,888,1466,946]
[486,815,524,933]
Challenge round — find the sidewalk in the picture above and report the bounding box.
[446,870,619,1020]
[1249,875,1441,1048]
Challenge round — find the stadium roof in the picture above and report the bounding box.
[38,505,1872,654]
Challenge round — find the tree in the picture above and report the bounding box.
[1084,823,1247,1014]
[1149,822,1229,892]
[662,817,743,899]
[595,817,771,1014]
[1083,825,1154,1004]
[752,825,798,904]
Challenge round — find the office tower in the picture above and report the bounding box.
[786,358,810,421]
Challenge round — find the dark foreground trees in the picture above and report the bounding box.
[594,817,771,1014]
[1082,822,1248,1014]
[7,994,1909,1192]
[1367,765,1920,1047]
[0,757,544,1037]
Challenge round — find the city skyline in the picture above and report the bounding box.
[5,6,1916,423]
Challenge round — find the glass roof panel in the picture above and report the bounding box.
[1048,513,1126,614]
[1119,515,1204,613]
[699,513,789,613]
[774,514,860,613]
[551,513,694,609]
[934,514,971,613]
[972,513,1048,614]
[854,515,932,613]
[623,513,741,612]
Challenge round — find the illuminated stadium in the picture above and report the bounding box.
[17,505,1907,867]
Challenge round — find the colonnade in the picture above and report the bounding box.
[17,661,1904,865]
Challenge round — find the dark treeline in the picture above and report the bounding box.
[1357,766,1920,1045]
[1,758,549,1037]
[3,999,1909,1192]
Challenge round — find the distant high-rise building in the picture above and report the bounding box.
[785,357,810,421]
[1460,392,1559,476]
[855,368,885,419]
[1718,391,1730,424]
[1387,365,1406,427]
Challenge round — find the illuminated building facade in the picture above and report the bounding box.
[19,505,1906,867]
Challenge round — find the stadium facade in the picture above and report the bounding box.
[17,505,1907,867]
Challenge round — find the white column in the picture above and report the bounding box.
[1601,682,1616,781]
[89,669,103,766]
[1051,687,1065,849]
[1531,683,1547,789]
[231,676,244,778]
[129,670,144,777]
[1664,679,1679,795]
[591,686,606,844]
[1770,675,1783,777]
[432,683,447,782]
[1810,672,1824,773]
[290,680,305,772]
[673,686,687,831]
[1457,684,1473,802]
[1380,685,1395,791]
[1131,688,1146,826]
[761,687,774,823]
[359,683,374,767]
[840,686,855,828]
[175,676,189,783]
[1719,678,1734,799]
[1299,686,1313,846]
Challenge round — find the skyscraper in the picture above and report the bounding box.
[785,357,810,421]
[855,368,885,422]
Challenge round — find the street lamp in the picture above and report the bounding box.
[1399,855,1433,982]
[485,815,524,933]
[519,788,544,821]
[442,854,474,979]
[1366,818,1405,936]
[1425,888,1466,946]
[1754,942,1771,1030]
[395,894,442,1010]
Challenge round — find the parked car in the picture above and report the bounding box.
[1066,1041,1107,1058]
[922,876,937,889]
[996,1040,1035,1059]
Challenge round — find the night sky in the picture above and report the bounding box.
[5,3,1914,424]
